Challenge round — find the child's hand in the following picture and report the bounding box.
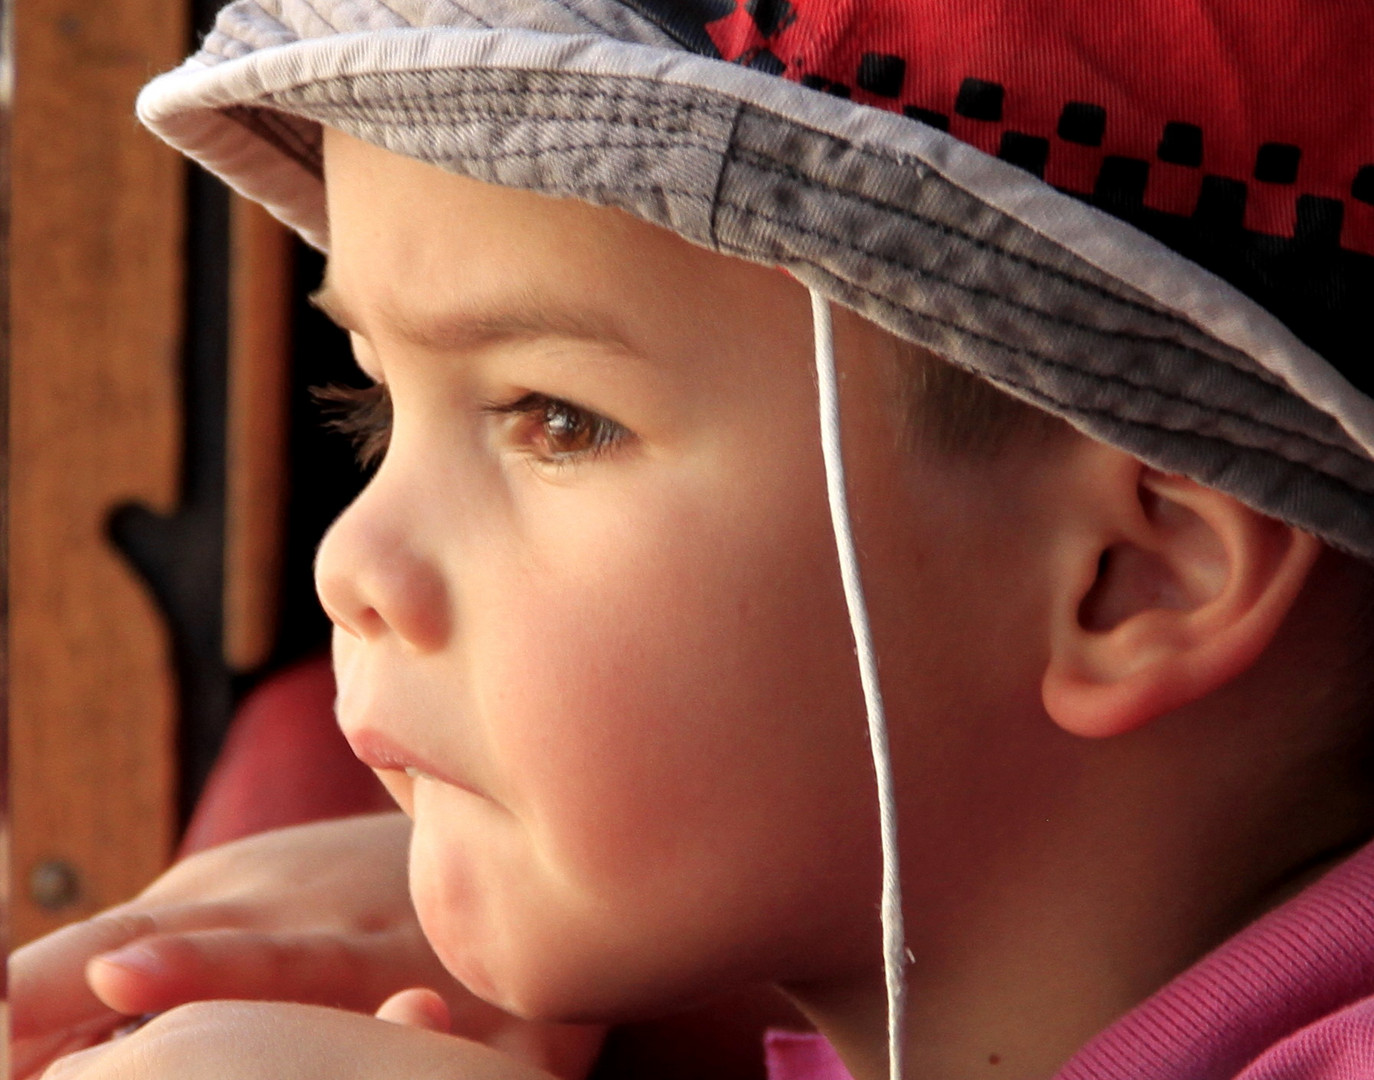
[373,988,605,1079]
[11,813,429,1075]
[11,813,603,1080]
[33,1000,566,1080]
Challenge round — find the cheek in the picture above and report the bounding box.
[469,467,879,910]
[409,404,896,1010]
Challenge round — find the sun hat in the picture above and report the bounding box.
[137,0,1374,561]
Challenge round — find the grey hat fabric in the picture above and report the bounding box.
[137,0,1374,559]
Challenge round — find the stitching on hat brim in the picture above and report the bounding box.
[294,85,720,134]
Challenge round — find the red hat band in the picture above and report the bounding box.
[623,0,1374,393]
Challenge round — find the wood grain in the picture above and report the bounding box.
[225,196,293,673]
[11,0,186,944]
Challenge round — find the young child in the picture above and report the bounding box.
[13,2,1374,1079]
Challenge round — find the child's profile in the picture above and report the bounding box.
[12,2,1374,1080]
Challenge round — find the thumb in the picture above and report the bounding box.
[375,987,453,1033]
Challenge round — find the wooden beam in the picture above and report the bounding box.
[224,196,292,673]
[10,0,186,944]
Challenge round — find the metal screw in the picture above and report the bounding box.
[30,859,82,911]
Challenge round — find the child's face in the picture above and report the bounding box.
[315,130,1052,1021]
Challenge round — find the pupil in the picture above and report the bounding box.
[545,401,581,441]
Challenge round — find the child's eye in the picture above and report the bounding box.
[487,392,628,465]
[313,382,392,468]
[310,385,626,470]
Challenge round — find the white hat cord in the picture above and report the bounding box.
[809,290,907,1080]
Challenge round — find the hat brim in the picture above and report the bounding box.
[138,17,1374,556]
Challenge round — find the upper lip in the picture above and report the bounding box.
[345,726,469,791]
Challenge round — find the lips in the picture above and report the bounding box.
[345,726,469,791]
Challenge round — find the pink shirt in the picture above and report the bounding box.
[766,839,1374,1080]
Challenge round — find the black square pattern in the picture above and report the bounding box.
[998,132,1050,178]
[1254,142,1302,184]
[1194,175,1248,229]
[1295,195,1345,245]
[1157,122,1203,167]
[856,53,906,98]
[749,49,785,75]
[1353,165,1374,205]
[801,73,849,97]
[1094,155,1150,207]
[618,0,736,56]
[903,105,950,131]
[955,78,1004,122]
[746,0,794,37]
[1057,101,1106,146]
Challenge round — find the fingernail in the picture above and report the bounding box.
[94,942,168,976]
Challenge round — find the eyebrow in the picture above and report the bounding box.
[307,276,636,356]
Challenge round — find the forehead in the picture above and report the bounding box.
[322,129,706,323]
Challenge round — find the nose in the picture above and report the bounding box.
[314,473,452,652]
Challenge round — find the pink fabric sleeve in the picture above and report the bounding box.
[1235,997,1374,1080]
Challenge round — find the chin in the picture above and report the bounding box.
[406,817,809,1024]
[417,896,742,1025]
[429,943,596,1022]
[425,927,633,1023]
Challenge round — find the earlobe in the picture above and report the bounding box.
[1041,458,1324,738]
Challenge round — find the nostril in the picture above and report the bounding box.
[317,592,381,641]
[313,483,452,652]
[315,541,451,651]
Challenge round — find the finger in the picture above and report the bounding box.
[375,987,453,1032]
[86,927,432,1016]
[10,912,159,1039]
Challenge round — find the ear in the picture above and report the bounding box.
[1041,449,1324,738]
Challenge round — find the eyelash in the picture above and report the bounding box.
[312,383,629,469]
[314,382,392,469]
